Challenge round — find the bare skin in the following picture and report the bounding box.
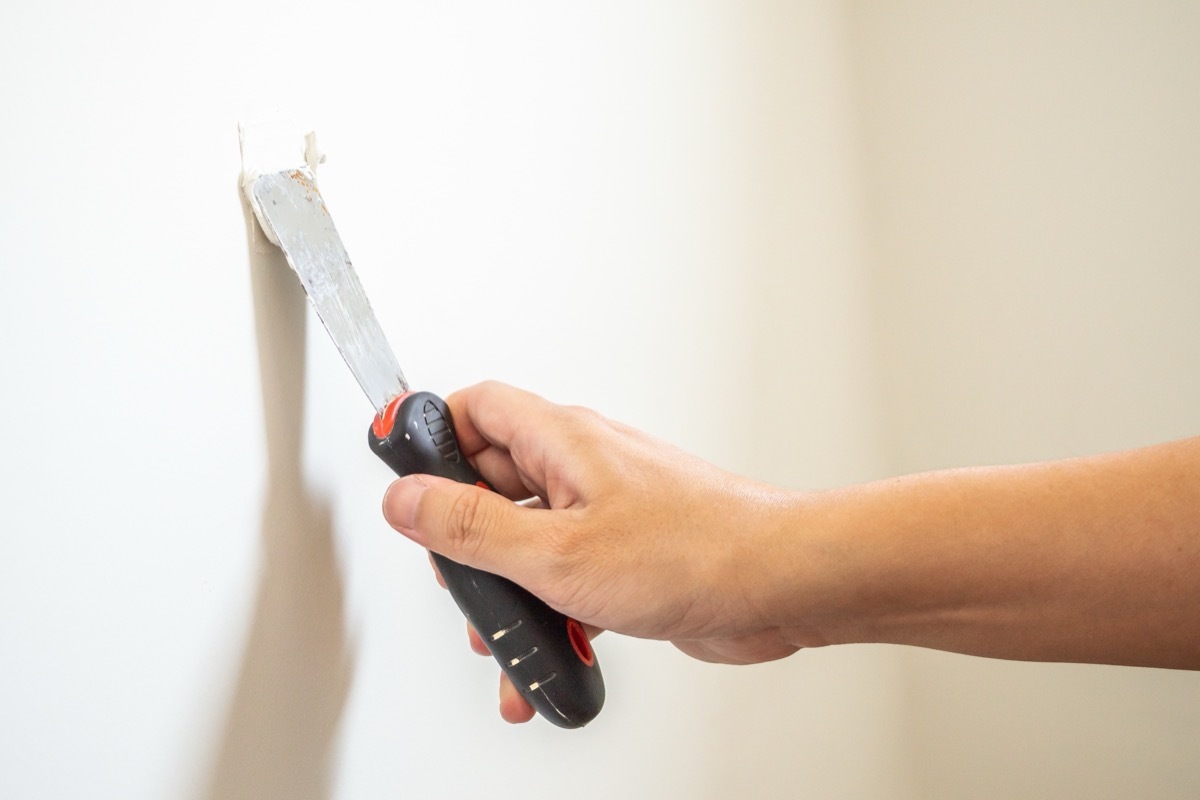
[383,381,1200,723]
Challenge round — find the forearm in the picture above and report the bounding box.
[772,438,1200,668]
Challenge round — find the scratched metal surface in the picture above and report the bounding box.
[250,168,408,411]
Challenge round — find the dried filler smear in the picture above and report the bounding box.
[238,115,324,246]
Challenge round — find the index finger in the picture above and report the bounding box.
[442,381,561,501]
[444,381,559,456]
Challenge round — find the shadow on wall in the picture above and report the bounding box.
[202,191,356,800]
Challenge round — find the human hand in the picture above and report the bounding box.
[386,385,1200,719]
[382,381,811,722]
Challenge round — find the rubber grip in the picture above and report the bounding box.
[368,391,604,728]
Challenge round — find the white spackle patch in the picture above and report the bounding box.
[238,114,325,246]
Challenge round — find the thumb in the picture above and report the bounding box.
[383,475,533,576]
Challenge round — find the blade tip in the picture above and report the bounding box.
[238,116,323,247]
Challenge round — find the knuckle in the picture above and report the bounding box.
[469,379,500,400]
[542,539,606,615]
[541,518,581,564]
[540,515,601,583]
[555,406,610,454]
[476,378,506,394]
[443,489,493,558]
[562,404,605,426]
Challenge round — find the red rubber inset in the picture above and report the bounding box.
[566,618,594,667]
[372,393,410,439]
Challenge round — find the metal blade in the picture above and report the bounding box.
[248,167,409,411]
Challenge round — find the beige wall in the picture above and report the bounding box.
[849,2,1200,796]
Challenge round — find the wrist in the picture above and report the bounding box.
[747,486,893,651]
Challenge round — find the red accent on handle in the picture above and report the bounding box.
[566,618,595,667]
[372,393,411,439]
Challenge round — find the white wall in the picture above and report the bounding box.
[0,2,899,798]
[849,1,1200,797]
[2,2,1196,798]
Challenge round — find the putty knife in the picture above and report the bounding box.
[242,157,604,729]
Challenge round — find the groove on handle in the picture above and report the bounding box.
[368,391,605,728]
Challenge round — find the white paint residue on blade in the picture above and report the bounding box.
[238,114,324,246]
[242,160,410,410]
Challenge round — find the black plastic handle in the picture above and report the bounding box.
[368,391,604,728]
